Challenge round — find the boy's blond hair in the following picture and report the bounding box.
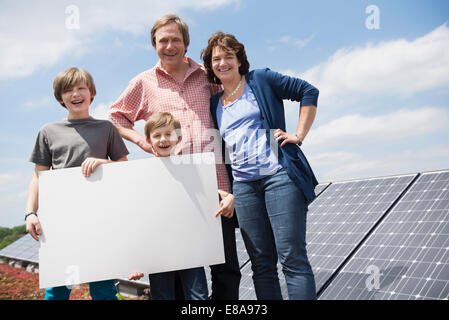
[53,67,96,108]
[144,112,182,140]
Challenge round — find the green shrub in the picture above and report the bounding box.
[0,224,26,250]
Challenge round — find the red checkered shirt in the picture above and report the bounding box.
[109,58,230,192]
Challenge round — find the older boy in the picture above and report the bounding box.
[25,67,129,300]
[129,112,234,300]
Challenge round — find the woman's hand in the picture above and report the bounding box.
[274,129,301,147]
[215,190,235,218]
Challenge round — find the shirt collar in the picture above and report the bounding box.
[155,57,202,80]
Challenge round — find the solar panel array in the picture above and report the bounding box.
[1,171,448,300]
[307,174,418,294]
[236,176,418,299]
[0,233,39,263]
[320,170,449,300]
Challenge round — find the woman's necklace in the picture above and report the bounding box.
[225,75,242,98]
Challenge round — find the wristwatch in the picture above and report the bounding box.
[25,212,38,221]
[295,134,303,146]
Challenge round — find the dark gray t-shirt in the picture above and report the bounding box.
[30,117,129,169]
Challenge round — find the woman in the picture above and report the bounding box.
[201,32,319,300]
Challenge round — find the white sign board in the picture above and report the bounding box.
[38,153,224,288]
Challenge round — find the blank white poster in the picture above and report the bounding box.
[38,153,224,288]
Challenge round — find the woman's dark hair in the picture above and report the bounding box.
[201,31,250,84]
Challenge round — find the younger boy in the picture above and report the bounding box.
[25,67,129,300]
[128,112,234,300]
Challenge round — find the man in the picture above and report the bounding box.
[109,13,241,300]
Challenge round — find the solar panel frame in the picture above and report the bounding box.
[319,169,449,300]
[314,182,331,198]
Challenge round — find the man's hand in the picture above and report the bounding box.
[116,126,154,154]
[26,214,42,241]
[137,138,154,154]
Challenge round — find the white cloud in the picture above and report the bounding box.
[279,25,449,182]
[0,0,240,79]
[296,24,449,111]
[269,34,314,51]
[0,173,19,190]
[20,96,52,111]
[0,172,29,191]
[280,34,314,49]
[90,101,112,120]
[301,107,449,182]
[309,144,449,182]
[306,107,449,150]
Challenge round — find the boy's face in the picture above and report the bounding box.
[148,124,181,157]
[60,82,93,119]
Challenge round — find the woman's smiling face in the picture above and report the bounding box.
[211,46,241,84]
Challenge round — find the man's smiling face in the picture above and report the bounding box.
[154,22,187,72]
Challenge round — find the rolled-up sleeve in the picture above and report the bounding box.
[109,78,145,128]
[265,68,319,107]
[300,83,319,107]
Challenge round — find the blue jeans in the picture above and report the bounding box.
[233,169,316,300]
[149,267,208,300]
[44,280,118,300]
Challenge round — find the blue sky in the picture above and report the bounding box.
[1,0,448,227]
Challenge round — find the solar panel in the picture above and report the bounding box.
[307,174,418,294]
[319,170,449,300]
[0,233,39,263]
[238,259,289,300]
[237,183,335,300]
[235,228,250,268]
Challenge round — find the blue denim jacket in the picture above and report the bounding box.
[210,68,319,204]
